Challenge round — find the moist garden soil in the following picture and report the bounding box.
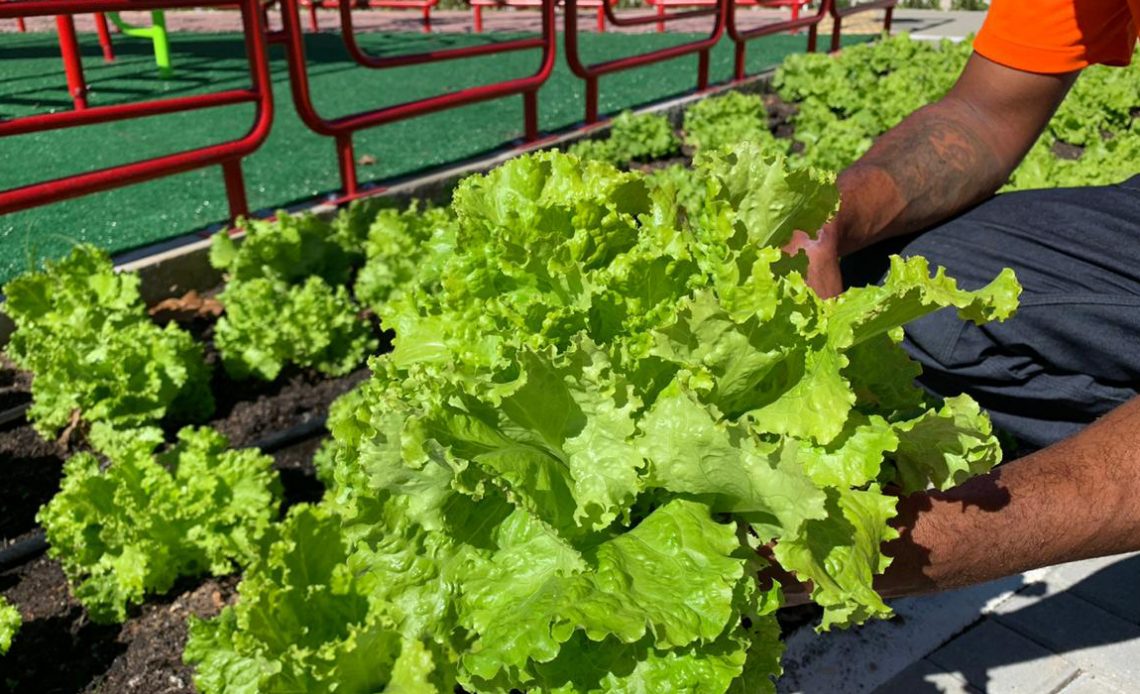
[0,92,820,693]
[0,307,375,693]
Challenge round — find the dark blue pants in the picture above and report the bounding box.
[843,175,1140,451]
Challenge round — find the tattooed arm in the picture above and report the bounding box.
[790,53,1079,297]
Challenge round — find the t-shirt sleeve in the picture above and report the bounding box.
[974,0,1137,73]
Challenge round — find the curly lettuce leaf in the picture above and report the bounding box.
[637,379,827,541]
[890,394,1003,494]
[459,500,745,689]
[216,276,376,381]
[39,425,281,623]
[0,596,19,655]
[2,244,212,437]
[773,485,899,630]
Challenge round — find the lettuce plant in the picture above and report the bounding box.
[38,425,282,623]
[186,147,1019,693]
[683,90,785,154]
[210,209,367,287]
[569,111,681,166]
[0,596,19,655]
[353,202,457,315]
[211,208,377,380]
[1,245,213,437]
[215,276,376,381]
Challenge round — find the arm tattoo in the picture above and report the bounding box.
[850,107,1004,233]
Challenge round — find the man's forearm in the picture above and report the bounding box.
[878,397,1140,596]
[825,54,1078,258]
[831,99,1008,256]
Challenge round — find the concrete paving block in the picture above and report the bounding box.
[1013,553,1139,599]
[778,574,1027,693]
[1063,556,1140,627]
[1056,673,1126,694]
[994,592,1140,687]
[1044,553,1140,588]
[926,620,1078,693]
[874,658,979,694]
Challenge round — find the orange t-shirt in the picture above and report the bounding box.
[974,0,1140,73]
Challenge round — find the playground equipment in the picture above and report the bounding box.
[300,0,439,34]
[565,0,727,123]
[0,0,274,220]
[0,0,896,225]
[827,0,893,51]
[644,0,809,33]
[107,11,174,77]
[271,0,557,199]
[726,0,829,79]
[469,0,617,34]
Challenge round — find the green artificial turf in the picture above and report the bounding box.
[0,25,870,283]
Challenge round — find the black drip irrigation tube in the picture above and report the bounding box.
[0,415,330,573]
[0,531,47,569]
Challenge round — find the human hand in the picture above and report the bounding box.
[783,222,843,299]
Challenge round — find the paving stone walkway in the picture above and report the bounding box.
[780,552,1140,693]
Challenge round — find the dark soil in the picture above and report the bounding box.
[274,435,331,510]
[0,306,381,692]
[764,92,799,141]
[88,574,237,694]
[777,603,824,634]
[1,425,66,544]
[208,365,370,449]
[0,555,237,694]
[0,359,31,414]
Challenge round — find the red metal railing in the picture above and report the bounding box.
[0,0,893,229]
[36,12,118,110]
[469,0,614,35]
[829,0,893,52]
[564,0,726,124]
[645,0,807,34]
[0,0,274,219]
[271,0,557,199]
[300,0,439,34]
[727,0,831,80]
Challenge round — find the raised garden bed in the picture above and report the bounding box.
[0,310,377,690]
[1,33,1135,694]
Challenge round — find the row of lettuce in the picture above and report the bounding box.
[0,94,697,667]
[3,146,1021,690]
[182,144,1023,692]
[0,206,423,648]
[775,35,1140,189]
[574,35,1140,193]
[3,32,1120,690]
